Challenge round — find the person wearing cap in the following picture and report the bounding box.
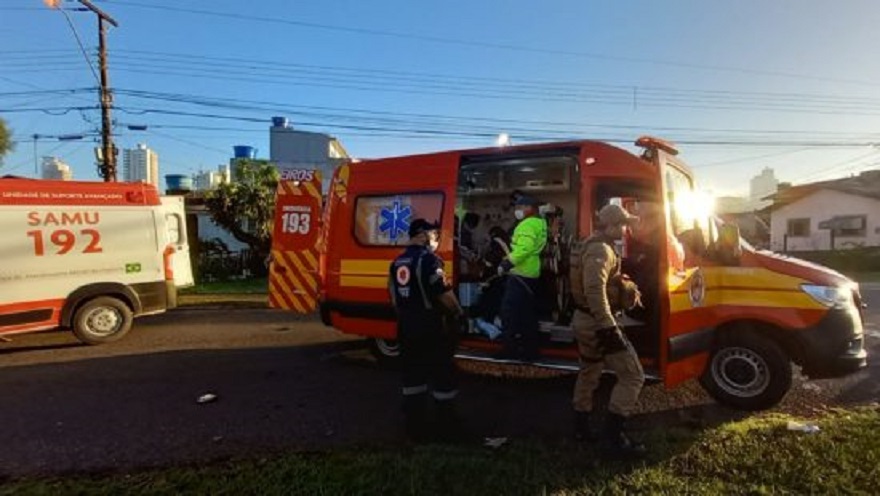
[388,218,465,442]
[568,203,646,460]
[496,195,548,361]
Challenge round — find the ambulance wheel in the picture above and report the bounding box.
[71,297,134,345]
[368,338,401,366]
[699,330,792,411]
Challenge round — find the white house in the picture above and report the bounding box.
[768,170,880,252]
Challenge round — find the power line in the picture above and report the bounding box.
[107,48,880,108]
[113,88,880,141]
[98,61,880,116]
[56,7,100,83]
[110,0,878,87]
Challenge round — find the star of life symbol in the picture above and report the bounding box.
[379,198,412,242]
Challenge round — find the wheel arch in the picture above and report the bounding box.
[713,319,805,367]
[61,283,141,328]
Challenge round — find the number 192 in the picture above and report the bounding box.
[27,229,103,256]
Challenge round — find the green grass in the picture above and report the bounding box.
[180,278,268,295]
[177,293,268,308]
[3,407,879,495]
[853,272,880,284]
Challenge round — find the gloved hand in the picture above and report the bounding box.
[498,259,514,275]
[596,326,628,355]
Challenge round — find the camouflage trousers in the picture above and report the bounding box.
[571,311,644,417]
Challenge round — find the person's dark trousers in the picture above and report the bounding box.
[499,274,540,360]
[399,320,459,441]
[476,275,506,322]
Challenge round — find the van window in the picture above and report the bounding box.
[354,193,444,246]
[665,166,695,237]
[165,213,183,244]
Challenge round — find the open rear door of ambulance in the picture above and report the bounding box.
[268,172,323,313]
[160,196,195,288]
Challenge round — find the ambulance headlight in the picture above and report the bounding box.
[801,284,854,309]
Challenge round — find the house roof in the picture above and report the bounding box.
[764,169,880,210]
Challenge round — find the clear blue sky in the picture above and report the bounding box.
[3,0,880,196]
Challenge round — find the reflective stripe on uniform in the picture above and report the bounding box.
[402,384,429,396]
[432,389,459,401]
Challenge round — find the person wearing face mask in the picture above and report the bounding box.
[496,195,547,361]
[388,218,464,442]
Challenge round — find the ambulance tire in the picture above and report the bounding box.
[368,338,401,367]
[71,296,134,345]
[700,330,792,411]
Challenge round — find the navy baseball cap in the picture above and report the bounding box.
[408,218,440,237]
[514,195,540,207]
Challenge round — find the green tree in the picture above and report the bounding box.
[0,118,14,165]
[204,159,279,276]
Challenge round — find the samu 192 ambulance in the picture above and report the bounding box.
[0,178,192,344]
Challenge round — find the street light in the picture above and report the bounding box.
[30,133,85,175]
[44,0,119,182]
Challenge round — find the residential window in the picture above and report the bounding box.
[354,193,445,246]
[833,215,867,237]
[787,218,810,237]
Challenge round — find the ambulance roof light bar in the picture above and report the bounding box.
[635,136,679,156]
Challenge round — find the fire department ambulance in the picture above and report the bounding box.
[0,178,191,344]
[269,137,867,410]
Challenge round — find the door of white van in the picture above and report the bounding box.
[160,196,195,288]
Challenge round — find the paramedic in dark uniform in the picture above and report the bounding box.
[388,218,464,442]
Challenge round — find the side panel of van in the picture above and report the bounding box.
[322,152,460,339]
[0,204,167,333]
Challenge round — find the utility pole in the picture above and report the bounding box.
[81,0,119,182]
[45,0,119,182]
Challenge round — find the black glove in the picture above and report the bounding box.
[597,326,628,355]
[498,259,514,275]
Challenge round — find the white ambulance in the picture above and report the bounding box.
[0,178,193,344]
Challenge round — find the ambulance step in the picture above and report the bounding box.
[454,350,580,372]
[454,350,662,382]
[538,321,575,343]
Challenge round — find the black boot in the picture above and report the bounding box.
[601,413,646,460]
[402,394,430,443]
[435,400,467,443]
[574,411,596,442]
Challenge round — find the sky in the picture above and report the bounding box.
[2,0,880,196]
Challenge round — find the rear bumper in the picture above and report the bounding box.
[798,305,867,379]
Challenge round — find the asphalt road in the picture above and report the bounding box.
[1,287,878,478]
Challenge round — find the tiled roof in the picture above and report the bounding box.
[765,170,880,209]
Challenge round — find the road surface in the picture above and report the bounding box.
[1,287,878,478]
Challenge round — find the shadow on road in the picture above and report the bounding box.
[0,339,743,479]
[0,342,85,355]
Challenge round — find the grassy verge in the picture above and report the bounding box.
[3,407,878,495]
[180,278,268,295]
[177,293,268,308]
[853,272,880,284]
[177,278,268,308]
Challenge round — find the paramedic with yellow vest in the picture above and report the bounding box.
[569,204,646,460]
[496,195,547,361]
